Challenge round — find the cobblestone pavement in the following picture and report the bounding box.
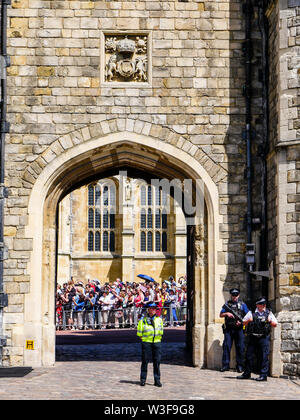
[0,342,299,400]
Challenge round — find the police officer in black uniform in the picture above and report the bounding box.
[237,297,278,381]
[220,288,249,373]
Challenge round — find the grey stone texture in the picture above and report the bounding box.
[1,0,300,376]
[267,0,300,377]
[1,342,300,400]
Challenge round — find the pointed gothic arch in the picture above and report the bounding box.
[19,129,225,368]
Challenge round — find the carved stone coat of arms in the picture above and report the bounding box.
[104,35,148,83]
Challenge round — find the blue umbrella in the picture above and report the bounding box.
[137,274,155,283]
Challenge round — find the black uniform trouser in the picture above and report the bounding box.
[140,342,161,383]
[222,328,245,369]
[244,334,270,377]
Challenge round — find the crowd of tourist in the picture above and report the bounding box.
[56,276,188,330]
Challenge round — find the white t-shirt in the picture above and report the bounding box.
[99,295,112,311]
[243,308,278,325]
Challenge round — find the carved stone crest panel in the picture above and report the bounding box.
[102,32,150,85]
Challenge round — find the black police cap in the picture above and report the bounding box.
[230,288,240,295]
[256,297,267,305]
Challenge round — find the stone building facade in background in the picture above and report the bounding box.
[0,0,299,377]
[57,175,187,285]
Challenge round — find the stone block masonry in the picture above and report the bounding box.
[1,0,299,376]
[267,0,300,378]
[3,0,260,367]
[5,0,256,293]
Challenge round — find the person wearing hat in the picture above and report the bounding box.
[237,297,277,381]
[137,302,164,387]
[219,288,249,373]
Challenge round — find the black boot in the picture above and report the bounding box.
[237,373,251,379]
[255,375,267,381]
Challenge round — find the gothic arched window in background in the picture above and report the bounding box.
[140,231,146,252]
[140,184,168,252]
[88,185,94,206]
[87,181,116,252]
[88,231,94,251]
[95,231,100,251]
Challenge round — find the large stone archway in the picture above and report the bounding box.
[11,130,225,368]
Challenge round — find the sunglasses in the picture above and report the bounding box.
[231,292,239,297]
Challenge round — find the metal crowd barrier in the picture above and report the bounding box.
[56,305,187,331]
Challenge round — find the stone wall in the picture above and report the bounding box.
[4,0,253,363]
[277,1,299,146]
[3,0,299,373]
[278,0,300,378]
[278,145,300,378]
[267,0,300,377]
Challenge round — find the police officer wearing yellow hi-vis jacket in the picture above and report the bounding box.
[137,302,164,387]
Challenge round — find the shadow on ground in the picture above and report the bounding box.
[0,367,33,377]
[56,327,185,345]
[55,328,192,366]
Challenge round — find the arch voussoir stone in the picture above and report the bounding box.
[21,118,227,190]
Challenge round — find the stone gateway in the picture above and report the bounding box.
[0,0,299,378]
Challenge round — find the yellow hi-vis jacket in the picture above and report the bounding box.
[137,316,164,343]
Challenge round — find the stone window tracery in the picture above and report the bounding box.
[140,184,168,252]
[87,182,116,252]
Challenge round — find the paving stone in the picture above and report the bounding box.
[0,342,299,400]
